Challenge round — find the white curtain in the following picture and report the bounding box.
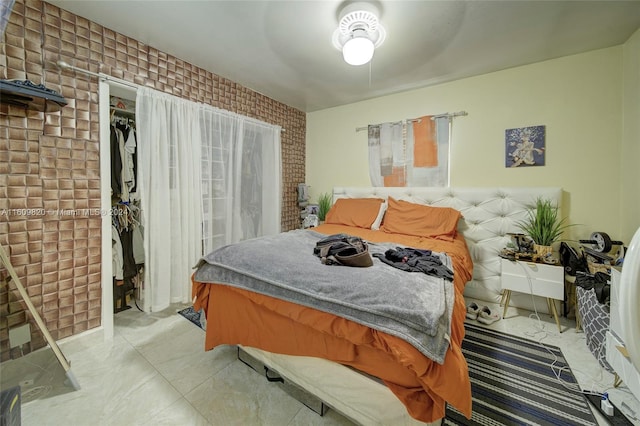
[200,108,235,253]
[234,119,281,242]
[200,108,281,254]
[136,87,203,312]
[136,87,281,312]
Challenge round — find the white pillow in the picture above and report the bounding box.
[370,199,387,230]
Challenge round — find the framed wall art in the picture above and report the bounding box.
[505,125,545,168]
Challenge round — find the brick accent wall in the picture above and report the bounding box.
[0,0,306,361]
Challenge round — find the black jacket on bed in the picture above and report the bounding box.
[373,247,454,281]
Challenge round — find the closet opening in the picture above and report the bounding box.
[99,81,139,339]
[109,93,143,315]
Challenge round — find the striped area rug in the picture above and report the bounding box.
[445,323,597,426]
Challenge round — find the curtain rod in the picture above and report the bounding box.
[355,111,468,132]
[57,60,141,90]
[56,60,286,132]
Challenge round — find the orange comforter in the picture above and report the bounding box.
[192,224,473,422]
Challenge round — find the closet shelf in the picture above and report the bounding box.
[112,107,135,118]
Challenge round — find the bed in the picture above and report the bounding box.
[192,186,562,425]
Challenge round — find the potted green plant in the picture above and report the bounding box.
[517,197,572,256]
[317,192,332,222]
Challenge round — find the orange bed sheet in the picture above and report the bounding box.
[192,224,473,423]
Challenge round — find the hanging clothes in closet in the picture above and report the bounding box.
[111,202,144,312]
[110,116,137,200]
[110,96,144,312]
[112,202,140,282]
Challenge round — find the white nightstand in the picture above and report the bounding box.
[500,258,565,332]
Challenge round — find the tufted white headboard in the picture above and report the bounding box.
[333,187,563,306]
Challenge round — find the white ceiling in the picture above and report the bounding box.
[46,0,640,112]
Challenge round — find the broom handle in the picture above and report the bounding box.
[0,244,72,372]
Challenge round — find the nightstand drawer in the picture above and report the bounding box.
[501,258,564,300]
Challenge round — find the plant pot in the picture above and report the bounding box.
[533,244,553,257]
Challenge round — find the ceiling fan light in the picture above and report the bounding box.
[342,35,375,66]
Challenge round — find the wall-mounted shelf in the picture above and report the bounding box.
[0,79,67,111]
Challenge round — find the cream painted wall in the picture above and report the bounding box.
[622,28,640,243]
[307,47,624,242]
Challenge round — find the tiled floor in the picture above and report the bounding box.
[2,300,639,425]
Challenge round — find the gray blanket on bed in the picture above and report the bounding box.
[194,229,454,364]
